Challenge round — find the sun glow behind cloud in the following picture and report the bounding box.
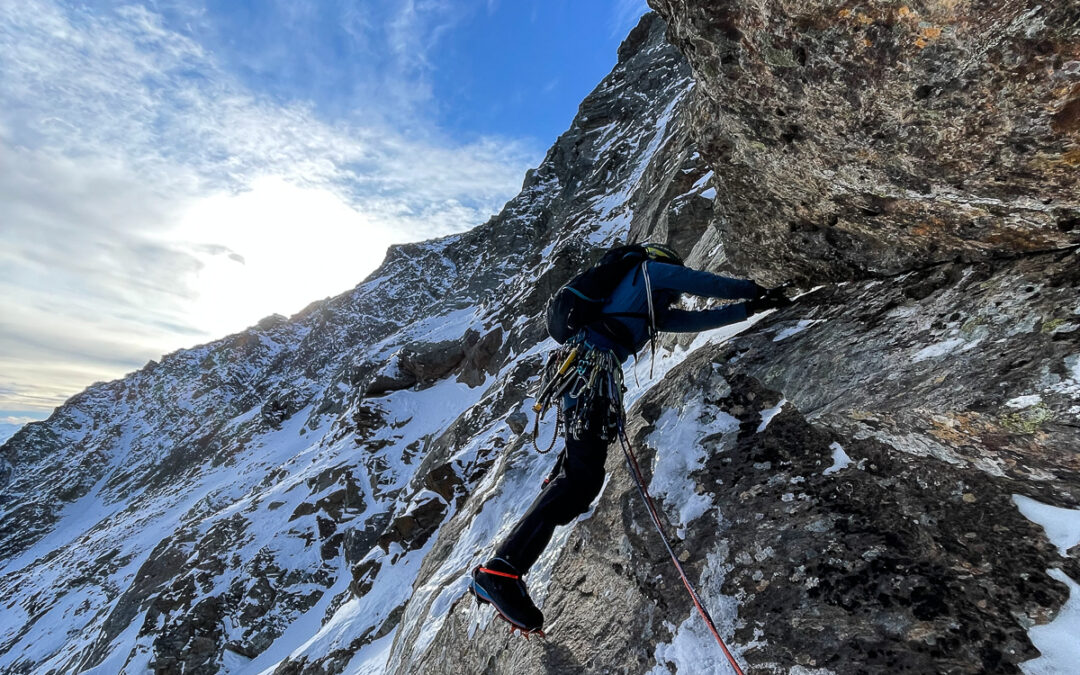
[0,0,541,417]
[174,176,399,339]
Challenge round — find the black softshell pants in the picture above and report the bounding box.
[494,395,610,573]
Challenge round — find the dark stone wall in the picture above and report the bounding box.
[649,0,1080,283]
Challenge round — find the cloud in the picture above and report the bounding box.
[0,0,540,415]
[2,416,39,426]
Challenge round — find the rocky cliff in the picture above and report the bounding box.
[1,6,1079,675]
[651,0,1080,283]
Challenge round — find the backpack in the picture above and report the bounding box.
[545,243,683,345]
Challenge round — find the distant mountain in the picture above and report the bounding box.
[0,423,21,445]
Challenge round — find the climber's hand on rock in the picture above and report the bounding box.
[746,286,793,314]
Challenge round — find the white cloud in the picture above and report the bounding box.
[173,176,400,336]
[0,0,540,415]
[2,416,37,426]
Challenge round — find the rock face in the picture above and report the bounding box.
[393,252,1080,675]
[649,0,1080,283]
[1,8,1078,675]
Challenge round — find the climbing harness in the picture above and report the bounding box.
[531,338,625,452]
[617,422,747,675]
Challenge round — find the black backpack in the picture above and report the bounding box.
[545,243,683,345]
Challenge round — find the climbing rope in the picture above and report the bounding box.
[617,426,746,675]
[641,261,658,379]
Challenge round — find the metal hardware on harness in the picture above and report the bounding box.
[530,339,625,450]
[533,347,576,413]
[531,405,561,454]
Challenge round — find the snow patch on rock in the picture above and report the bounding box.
[647,547,743,674]
[823,442,852,475]
[1012,494,1080,556]
[1005,394,1043,409]
[773,319,824,342]
[1020,569,1080,675]
[757,398,786,432]
[648,402,738,528]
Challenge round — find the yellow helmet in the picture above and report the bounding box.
[641,242,684,265]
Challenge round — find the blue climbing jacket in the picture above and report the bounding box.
[581,260,762,362]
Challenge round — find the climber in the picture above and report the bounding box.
[470,242,791,636]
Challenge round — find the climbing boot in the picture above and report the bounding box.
[470,558,545,636]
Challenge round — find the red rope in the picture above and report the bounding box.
[618,429,746,675]
[478,566,520,580]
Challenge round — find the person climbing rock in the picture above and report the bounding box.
[470,242,791,636]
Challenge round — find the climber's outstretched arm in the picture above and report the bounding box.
[646,261,764,300]
[656,304,749,333]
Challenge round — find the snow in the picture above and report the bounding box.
[0,472,120,576]
[382,396,572,668]
[624,311,771,407]
[648,548,744,675]
[0,422,23,444]
[588,86,690,225]
[80,612,146,675]
[1012,494,1080,556]
[1013,495,1080,674]
[221,650,255,672]
[1006,394,1043,409]
[699,187,717,199]
[757,398,787,432]
[244,556,353,675]
[691,170,714,190]
[341,631,397,675]
[404,307,479,344]
[823,442,852,475]
[648,402,739,529]
[773,319,824,342]
[0,398,354,674]
[1020,569,1080,675]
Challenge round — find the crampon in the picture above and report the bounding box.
[469,586,546,639]
[469,562,546,639]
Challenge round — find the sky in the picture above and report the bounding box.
[0,0,650,425]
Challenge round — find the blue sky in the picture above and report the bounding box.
[0,0,649,424]
[171,0,645,143]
